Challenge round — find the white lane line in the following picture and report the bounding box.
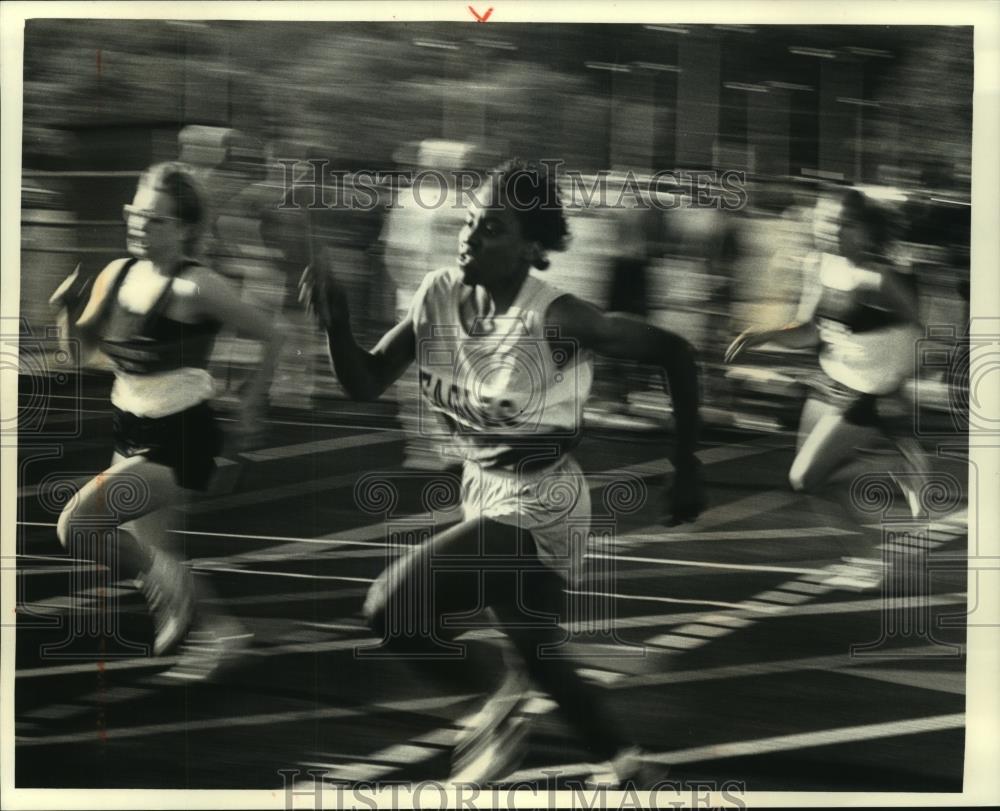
[188,509,466,566]
[642,550,963,653]
[190,516,850,568]
[20,397,406,432]
[503,713,966,782]
[621,526,858,544]
[588,553,828,576]
[659,714,969,762]
[202,588,369,607]
[565,591,764,612]
[189,524,858,572]
[782,581,831,595]
[628,490,800,537]
[180,471,361,514]
[14,565,106,576]
[239,430,404,462]
[18,433,397,512]
[13,633,380,680]
[19,439,781,563]
[644,633,704,650]
[180,529,396,550]
[637,516,967,652]
[754,589,814,605]
[297,647,956,783]
[615,592,967,633]
[622,646,945,690]
[840,667,965,696]
[315,695,558,783]
[15,691,478,748]
[68,591,965,670]
[15,586,964,681]
[188,435,779,524]
[192,565,374,584]
[21,394,112,403]
[670,623,733,639]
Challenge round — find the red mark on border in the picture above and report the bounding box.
[468,6,493,22]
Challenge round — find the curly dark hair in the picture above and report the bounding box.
[489,158,570,270]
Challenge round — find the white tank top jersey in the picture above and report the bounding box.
[814,253,919,396]
[409,268,594,469]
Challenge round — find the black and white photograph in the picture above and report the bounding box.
[1,2,998,808]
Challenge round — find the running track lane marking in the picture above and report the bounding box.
[14,594,966,680]
[181,435,782,516]
[185,552,828,583]
[639,514,969,652]
[298,648,957,781]
[17,429,402,501]
[14,692,479,748]
[17,437,783,558]
[174,523,860,569]
[503,713,966,782]
[586,553,828,576]
[15,400,406,432]
[14,648,948,747]
[192,441,790,563]
[237,430,404,462]
[308,696,557,783]
[842,666,966,696]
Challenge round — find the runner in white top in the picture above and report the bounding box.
[301,159,705,786]
[726,186,929,573]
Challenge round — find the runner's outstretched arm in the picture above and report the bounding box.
[547,294,705,524]
[299,264,416,401]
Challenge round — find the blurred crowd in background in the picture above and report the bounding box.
[19,21,972,435]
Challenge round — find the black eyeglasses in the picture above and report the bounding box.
[122,204,179,226]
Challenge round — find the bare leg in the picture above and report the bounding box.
[363,517,630,777]
[57,454,195,655]
[57,453,182,560]
[790,399,882,561]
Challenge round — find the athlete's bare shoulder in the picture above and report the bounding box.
[96,256,134,287]
[75,257,134,327]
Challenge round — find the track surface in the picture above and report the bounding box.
[13,382,969,792]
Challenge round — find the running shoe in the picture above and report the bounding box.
[449,672,533,784]
[156,612,254,683]
[891,438,931,520]
[585,746,666,789]
[135,549,196,657]
[822,556,887,591]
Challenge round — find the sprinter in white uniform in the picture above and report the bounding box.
[726,186,928,543]
[301,159,705,786]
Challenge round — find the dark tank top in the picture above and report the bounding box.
[814,261,917,334]
[99,258,220,375]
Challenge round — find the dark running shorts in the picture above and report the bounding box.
[112,401,223,491]
[805,370,882,427]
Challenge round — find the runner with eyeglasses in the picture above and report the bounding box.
[50,161,284,662]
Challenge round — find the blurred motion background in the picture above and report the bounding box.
[19,21,973,436]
